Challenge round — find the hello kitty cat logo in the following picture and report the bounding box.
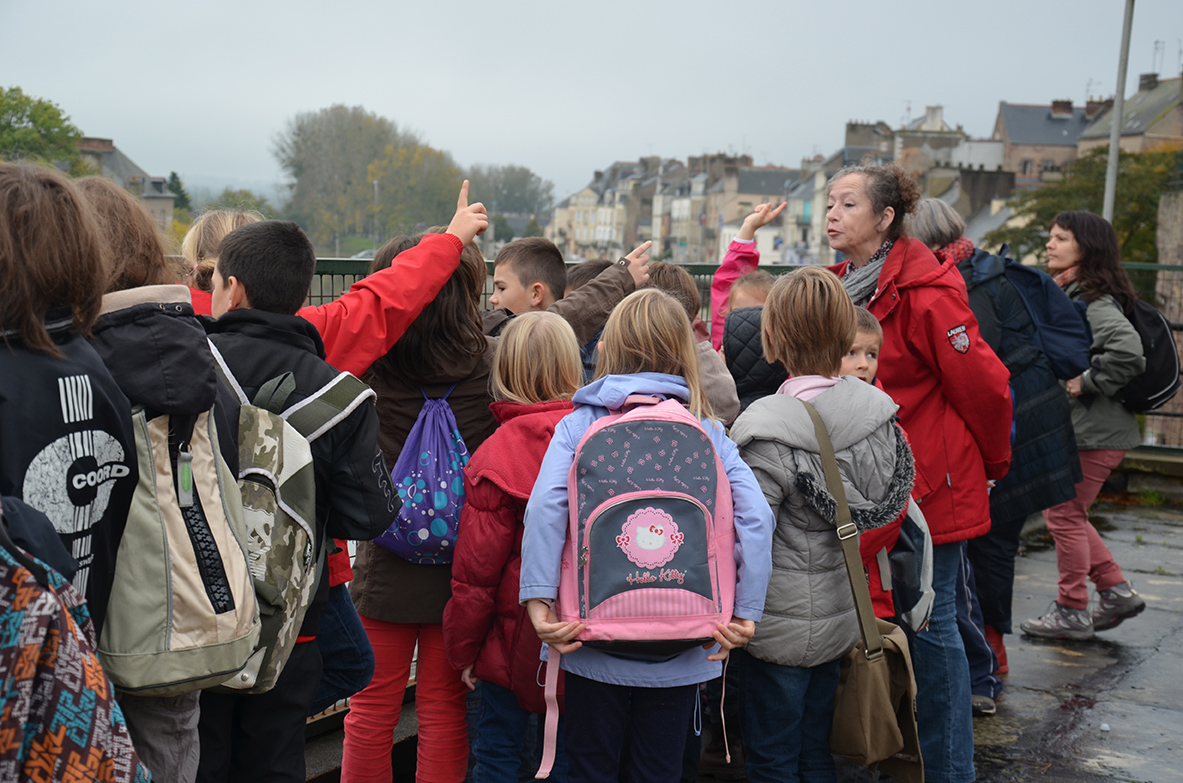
[617,507,683,569]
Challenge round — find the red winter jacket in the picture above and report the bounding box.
[832,239,1012,545]
[443,399,573,714]
[298,233,464,376]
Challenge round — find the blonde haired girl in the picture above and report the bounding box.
[180,209,262,313]
[519,289,774,782]
[490,311,582,404]
[443,311,582,781]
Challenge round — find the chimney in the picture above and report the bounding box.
[923,105,943,131]
[1138,72,1159,92]
[1050,100,1073,119]
[1085,98,1112,120]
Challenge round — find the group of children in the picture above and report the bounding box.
[2,157,925,783]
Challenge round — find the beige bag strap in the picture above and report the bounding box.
[800,400,884,659]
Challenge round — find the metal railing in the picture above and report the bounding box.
[311,259,1183,448]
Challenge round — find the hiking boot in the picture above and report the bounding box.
[984,624,1008,675]
[1093,581,1146,631]
[971,693,997,717]
[1020,602,1094,640]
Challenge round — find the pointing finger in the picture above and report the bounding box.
[457,179,470,210]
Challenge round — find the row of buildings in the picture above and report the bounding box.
[546,71,1183,266]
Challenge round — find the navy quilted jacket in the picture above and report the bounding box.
[722,307,787,415]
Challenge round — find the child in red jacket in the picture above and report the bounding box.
[443,311,583,782]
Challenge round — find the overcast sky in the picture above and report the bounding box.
[2,1,1180,203]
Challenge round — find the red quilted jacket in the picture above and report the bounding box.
[443,399,574,714]
[832,239,1012,544]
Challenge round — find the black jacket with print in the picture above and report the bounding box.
[0,312,138,633]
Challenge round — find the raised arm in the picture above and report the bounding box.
[711,203,784,349]
[300,181,489,376]
[548,240,651,345]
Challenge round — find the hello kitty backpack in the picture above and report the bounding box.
[536,395,735,778]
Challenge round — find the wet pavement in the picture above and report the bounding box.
[975,501,1183,782]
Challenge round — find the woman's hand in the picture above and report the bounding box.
[705,618,756,661]
[1066,375,1084,398]
[737,202,787,241]
[460,666,479,691]
[526,599,584,654]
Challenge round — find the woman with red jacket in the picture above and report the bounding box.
[443,311,583,783]
[826,164,1013,783]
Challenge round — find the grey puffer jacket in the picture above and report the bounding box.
[730,377,914,668]
[1065,281,1145,451]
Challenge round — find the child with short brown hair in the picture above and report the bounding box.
[840,306,883,384]
[732,267,914,782]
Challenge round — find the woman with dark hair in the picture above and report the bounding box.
[826,164,1013,783]
[1020,211,1146,641]
[343,232,492,783]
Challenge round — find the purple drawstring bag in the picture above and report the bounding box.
[373,384,470,564]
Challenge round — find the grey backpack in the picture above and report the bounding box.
[97,406,260,696]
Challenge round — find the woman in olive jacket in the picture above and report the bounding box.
[1021,211,1147,641]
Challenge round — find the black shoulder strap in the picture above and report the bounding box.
[0,505,50,588]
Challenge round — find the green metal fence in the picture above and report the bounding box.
[312,258,1183,448]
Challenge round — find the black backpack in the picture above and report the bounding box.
[1114,298,1182,414]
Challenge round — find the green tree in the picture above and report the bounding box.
[492,214,514,242]
[522,216,543,238]
[273,104,417,249]
[984,146,1181,265]
[368,144,462,238]
[466,163,554,213]
[167,171,191,212]
[207,187,276,219]
[0,86,82,167]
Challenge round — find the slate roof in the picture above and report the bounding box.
[737,167,800,195]
[1080,77,1182,140]
[997,102,1091,147]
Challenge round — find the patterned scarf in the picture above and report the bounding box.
[943,236,975,265]
[841,240,894,307]
[1053,265,1079,289]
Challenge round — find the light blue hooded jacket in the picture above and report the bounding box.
[519,373,774,687]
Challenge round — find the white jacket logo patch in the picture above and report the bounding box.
[947,325,970,354]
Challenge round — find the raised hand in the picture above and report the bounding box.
[622,240,653,289]
[446,180,489,246]
[737,202,787,241]
[526,599,584,654]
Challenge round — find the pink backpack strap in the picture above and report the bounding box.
[619,394,663,411]
[535,646,562,779]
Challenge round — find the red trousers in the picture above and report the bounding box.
[342,619,468,783]
[1042,449,1128,609]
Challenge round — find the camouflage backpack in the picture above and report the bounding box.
[208,340,374,693]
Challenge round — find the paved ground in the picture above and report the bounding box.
[305,499,1183,783]
[974,500,1183,783]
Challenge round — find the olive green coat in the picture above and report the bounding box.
[1065,281,1144,451]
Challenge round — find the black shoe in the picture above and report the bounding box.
[971,693,996,717]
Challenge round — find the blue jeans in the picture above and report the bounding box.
[906,541,975,783]
[473,681,567,783]
[956,547,1002,700]
[735,649,841,783]
[307,584,375,716]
